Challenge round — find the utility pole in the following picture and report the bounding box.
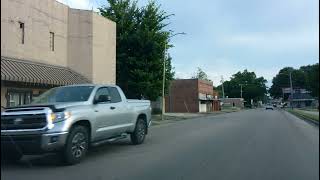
[289,71,293,109]
[240,84,243,98]
[221,76,225,99]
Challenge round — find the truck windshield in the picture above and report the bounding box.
[31,86,94,104]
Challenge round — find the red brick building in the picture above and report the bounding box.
[165,79,220,113]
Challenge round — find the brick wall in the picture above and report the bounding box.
[198,80,214,95]
[222,98,244,108]
[166,79,199,112]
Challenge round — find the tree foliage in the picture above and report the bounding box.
[191,67,212,82]
[216,70,267,103]
[269,63,318,99]
[99,0,175,101]
[300,63,319,98]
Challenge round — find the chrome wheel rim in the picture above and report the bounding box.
[137,122,146,141]
[71,132,86,158]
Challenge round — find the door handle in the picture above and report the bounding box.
[110,106,116,110]
[94,110,99,112]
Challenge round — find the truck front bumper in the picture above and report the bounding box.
[1,132,68,155]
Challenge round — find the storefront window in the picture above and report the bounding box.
[7,90,32,107]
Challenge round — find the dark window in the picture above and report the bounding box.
[19,22,25,44]
[94,87,110,102]
[31,86,94,104]
[50,32,54,51]
[109,87,122,103]
[7,89,32,107]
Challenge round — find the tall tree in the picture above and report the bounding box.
[99,0,175,101]
[300,63,319,98]
[216,70,267,103]
[191,67,212,82]
[269,64,318,99]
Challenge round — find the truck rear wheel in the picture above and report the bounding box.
[62,125,89,165]
[1,153,22,162]
[130,119,147,145]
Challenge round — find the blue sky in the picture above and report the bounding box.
[57,0,319,87]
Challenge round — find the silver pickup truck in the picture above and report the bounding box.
[1,84,152,165]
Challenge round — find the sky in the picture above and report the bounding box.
[57,0,319,87]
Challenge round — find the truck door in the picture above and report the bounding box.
[108,87,133,133]
[93,87,121,139]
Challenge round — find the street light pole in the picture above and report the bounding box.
[162,32,186,121]
[162,43,167,121]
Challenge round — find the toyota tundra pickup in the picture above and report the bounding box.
[1,84,152,165]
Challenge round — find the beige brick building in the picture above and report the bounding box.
[1,0,116,109]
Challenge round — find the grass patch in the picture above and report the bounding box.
[287,109,319,122]
[298,108,319,112]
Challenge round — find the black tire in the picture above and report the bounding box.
[62,125,89,165]
[130,119,147,145]
[1,153,22,162]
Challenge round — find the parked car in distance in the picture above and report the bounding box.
[265,104,274,110]
[1,84,152,165]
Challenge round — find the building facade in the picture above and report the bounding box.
[287,88,316,108]
[1,0,116,108]
[220,98,244,108]
[165,79,220,113]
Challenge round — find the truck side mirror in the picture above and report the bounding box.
[94,95,111,104]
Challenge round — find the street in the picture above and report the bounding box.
[1,109,319,180]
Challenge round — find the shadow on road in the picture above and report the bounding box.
[1,139,134,168]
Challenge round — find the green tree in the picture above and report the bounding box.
[300,63,319,98]
[216,70,267,103]
[269,66,314,99]
[191,67,212,82]
[99,0,175,101]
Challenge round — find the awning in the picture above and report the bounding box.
[1,56,90,86]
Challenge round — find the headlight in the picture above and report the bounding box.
[48,111,72,123]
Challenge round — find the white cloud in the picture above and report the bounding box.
[220,28,319,51]
[174,56,282,87]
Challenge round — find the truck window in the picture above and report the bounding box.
[94,87,110,102]
[109,87,122,103]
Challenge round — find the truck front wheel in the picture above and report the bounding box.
[62,125,89,165]
[130,119,147,145]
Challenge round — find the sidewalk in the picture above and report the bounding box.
[151,108,242,126]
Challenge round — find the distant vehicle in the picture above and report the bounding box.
[265,104,274,110]
[1,84,152,165]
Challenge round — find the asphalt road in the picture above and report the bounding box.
[1,109,319,180]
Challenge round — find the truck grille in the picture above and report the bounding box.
[1,114,47,130]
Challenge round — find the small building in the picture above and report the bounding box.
[289,93,315,108]
[165,79,220,113]
[220,98,244,108]
[1,0,116,108]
